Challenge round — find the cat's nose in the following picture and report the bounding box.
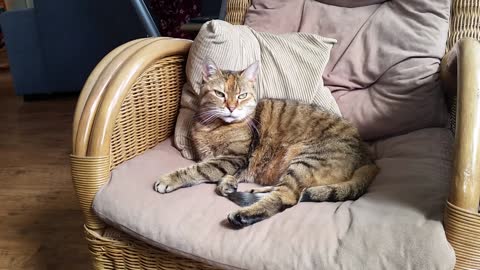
[227,106,235,112]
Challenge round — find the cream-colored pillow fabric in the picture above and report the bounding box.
[174,20,340,159]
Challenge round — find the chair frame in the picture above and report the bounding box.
[71,1,480,269]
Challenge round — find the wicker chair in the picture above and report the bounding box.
[71,1,480,269]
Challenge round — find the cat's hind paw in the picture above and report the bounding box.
[215,183,237,197]
[227,210,267,227]
[215,175,238,197]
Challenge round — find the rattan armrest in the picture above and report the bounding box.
[71,37,192,229]
[441,38,480,269]
[73,38,151,155]
[441,38,480,212]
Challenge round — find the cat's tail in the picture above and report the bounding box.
[227,192,268,207]
[300,164,379,202]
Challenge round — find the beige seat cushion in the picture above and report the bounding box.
[93,128,455,270]
[174,20,340,159]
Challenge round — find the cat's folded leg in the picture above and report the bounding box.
[215,175,238,197]
[299,164,378,202]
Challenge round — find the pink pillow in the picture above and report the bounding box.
[245,0,450,140]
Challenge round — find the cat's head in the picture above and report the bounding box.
[198,58,259,124]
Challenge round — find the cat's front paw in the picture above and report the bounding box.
[153,176,182,194]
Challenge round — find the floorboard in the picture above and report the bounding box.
[0,70,92,270]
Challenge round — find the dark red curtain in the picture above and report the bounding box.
[148,0,201,39]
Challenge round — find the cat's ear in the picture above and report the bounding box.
[241,61,259,82]
[202,58,220,81]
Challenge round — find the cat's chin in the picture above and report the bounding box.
[222,116,237,123]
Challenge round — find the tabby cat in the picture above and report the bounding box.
[154,59,379,227]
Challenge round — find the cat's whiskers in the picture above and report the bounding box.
[248,117,260,126]
[203,112,223,124]
[195,108,221,117]
[246,117,260,136]
[195,108,225,124]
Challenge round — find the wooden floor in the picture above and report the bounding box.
[0,70,92,269]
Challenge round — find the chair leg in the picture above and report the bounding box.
[444,201,480,270]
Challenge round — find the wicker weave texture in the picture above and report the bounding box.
[85,226,220,270]
[110,56,185,169]
[446,0,480,133]
[445,202,480,270]
[447,0,480,50]
[224,0,251,25]
[71,155,110,229]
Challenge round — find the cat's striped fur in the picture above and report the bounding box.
[154,59,379,227]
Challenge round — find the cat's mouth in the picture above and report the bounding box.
[220,108,254,124]
[222,116,237,123]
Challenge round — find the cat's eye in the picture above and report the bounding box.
[238,93,248,99]
[214,90,225,98]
